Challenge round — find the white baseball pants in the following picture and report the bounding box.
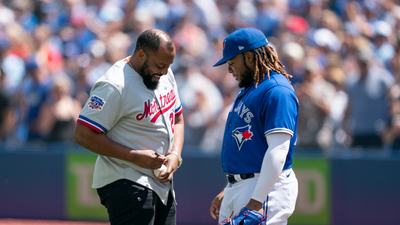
[219,168,298,225]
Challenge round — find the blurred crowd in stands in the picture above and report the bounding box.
[1,0,400,154]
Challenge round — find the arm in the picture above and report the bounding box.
[298,82,331,116]
[341,97,353,147]
[210,182,228,219]
[171,113,184,157]
[35,103,56,137]
[245,132,291,213]
[0,107,14,141]
[73,123,166,169]
[158,113,184,182]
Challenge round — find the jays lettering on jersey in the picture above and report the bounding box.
[221,71,299,174]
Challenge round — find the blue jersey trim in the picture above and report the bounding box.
[264,128,294,136]
[175,105,182,113]
[263,195,269,217]
[78,115,108,133]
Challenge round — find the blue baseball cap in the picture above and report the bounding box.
[213,28,268,67]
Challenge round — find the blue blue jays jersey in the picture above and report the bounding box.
[221,71,299,174]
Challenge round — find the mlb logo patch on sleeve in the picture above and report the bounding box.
[88,95,106,111]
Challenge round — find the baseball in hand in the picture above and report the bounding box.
[153,164,167,179]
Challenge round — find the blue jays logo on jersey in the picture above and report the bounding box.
[88,95,106,111]
[231,124,254,150]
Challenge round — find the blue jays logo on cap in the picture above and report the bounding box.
[88,95,106,111]
[231,124,254,150]
[214,28,268,67]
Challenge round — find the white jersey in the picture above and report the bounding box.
[77,58,183,205]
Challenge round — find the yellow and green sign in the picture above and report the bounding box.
[289,158,331,225]
[65,152,108,221]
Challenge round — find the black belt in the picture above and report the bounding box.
[226,173,255,184]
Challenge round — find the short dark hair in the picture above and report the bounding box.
[134,29,174,55]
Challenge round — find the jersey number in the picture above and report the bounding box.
[169,112,175,133]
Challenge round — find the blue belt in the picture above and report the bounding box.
[226,173,255,184]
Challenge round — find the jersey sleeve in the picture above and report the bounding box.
[169,70,183,116]
[262,86,298,137]
[77,82,123,133]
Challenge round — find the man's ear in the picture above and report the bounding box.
[244,51,254,66]
[137,49,147,63]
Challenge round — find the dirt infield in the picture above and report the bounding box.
[0,219,109,225]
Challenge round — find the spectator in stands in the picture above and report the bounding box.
[33,24,64,73]
[0,0,14,28]
[280,41,305,85]
[255,0,287,37]
[0,68,15,141]
[125,7,156,55]
[385,45,400,151]
[383,98,400,151]
[177,59,223,146]
[296,58,336,151]
[35,74,81,142]
[10,0,38,34]
[344,46,394,149]
[326,66,349,148]
[14,58,51,142]
[371,20,395,67]
[0,0,399,153]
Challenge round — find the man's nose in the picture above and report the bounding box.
[161,67,169,75]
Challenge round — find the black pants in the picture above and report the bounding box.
[97,179,176,225]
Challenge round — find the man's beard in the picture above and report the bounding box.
[238,66,254,88]
[139,60,160,90]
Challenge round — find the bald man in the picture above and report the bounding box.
[73,29,184,225]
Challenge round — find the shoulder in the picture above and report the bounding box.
[165,68,178,84]
[259,72,295,95]
[256,75,298,108]
[94,59,129,95]
[368,66,394,86]
[315,79,335,94]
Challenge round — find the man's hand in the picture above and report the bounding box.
[130,150,166,169]
[157,153,179,183]
[210,190,224,219]
[245,199,264,215]
[220,207,267,225]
